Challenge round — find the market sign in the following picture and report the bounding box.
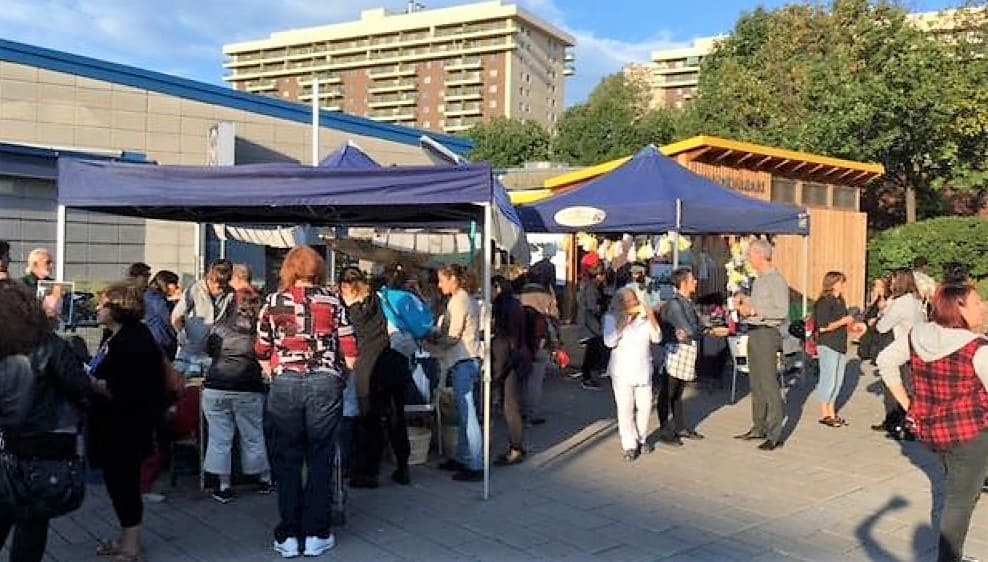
[554,206,606,228]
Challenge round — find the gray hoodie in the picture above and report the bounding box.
[877,322,988,390]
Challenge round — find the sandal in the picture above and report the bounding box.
[818,417,840,428]
[96,539,122,557]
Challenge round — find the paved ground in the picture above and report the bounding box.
[16,344,988,562]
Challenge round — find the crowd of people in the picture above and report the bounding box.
[2,235,988,562]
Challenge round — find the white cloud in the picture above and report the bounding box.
[0,0,686,105]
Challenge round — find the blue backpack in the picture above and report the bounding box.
[378,288,435,341]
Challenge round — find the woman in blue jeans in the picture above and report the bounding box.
[256,246,357,559]
[814,271,854,427]
[426,264,483,482]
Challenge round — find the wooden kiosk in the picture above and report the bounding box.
[517,135,885,309]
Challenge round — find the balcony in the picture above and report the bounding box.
[367,94,418,109]
[445,87,483,102]
[368,108,416,121]
[445,71,482,87]
[243,80,277,92]
[444,118,483,133]
[368,80,418,94]
[298,88,344,101]
[368,65,417,79]
[298,73,342,85]
[445,57,484,72]
[444,103,482,117]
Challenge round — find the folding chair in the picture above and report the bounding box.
[727,335,783,403]
[727,335,750,404]
[404,352,444,456]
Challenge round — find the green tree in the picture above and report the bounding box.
[693,0,988,224]
[552,74,679,165]
[464,117,549,168]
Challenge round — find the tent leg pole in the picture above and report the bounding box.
[56,205,66,281]
[802,235,809,317]
[482,203,493,501]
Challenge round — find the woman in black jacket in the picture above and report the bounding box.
[202,287,271,503]
[0,280,92,562]
[339,268,412,488]
[89,283,168,562]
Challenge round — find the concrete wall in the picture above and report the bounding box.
[0,60,434,287]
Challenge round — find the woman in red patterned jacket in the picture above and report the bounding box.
[877,284,988,562]
[256,245,357,559]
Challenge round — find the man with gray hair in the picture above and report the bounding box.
[734,238,790,451]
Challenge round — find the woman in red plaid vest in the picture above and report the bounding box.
[877,284,988,562]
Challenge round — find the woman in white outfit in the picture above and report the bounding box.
[604,287,662,461]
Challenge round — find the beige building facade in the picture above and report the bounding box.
[223,1,575,134]
[640,7,984,109]
[0,39,468,288]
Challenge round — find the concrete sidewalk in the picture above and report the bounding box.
[19,355,988,562]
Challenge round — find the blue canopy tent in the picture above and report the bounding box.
[519,145,809,236]
[517,144,812,311]
[56,156,514,499]
[318,141,380,169]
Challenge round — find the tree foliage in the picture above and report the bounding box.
[868,217,988,281]
[551,74,680,165]
[692,0,988,223]
[465,117,549,168]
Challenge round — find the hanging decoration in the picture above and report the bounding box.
[724,236,758,294]
[654,231,693,258]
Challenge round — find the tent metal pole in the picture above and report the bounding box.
[311,78,338,284]
[482,202,493,501]
[55,204,66,281]
[802,234,809,317]
[672,198,682,269]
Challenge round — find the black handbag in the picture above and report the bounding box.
[0,434,86,520]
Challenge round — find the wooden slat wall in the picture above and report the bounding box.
[684,161,773,202]
[677,161,868,311]
[774,208,868,310]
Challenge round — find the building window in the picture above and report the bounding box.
[489,85,498,93]
[833,186,857,210]
[489,69,498,77]
[423,121,430,128]
[423,106,430,114]
[424,76,431,84]
[802,182,829,208]
[438,104,445,112]
[490,100,497,108]
[771,178,798,205]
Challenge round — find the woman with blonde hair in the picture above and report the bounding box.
[814,271,854,427]
[603,286,661,461]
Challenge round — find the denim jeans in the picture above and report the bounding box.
[202,389,269,477]
[451,359,482,471]
[265,372,342,542]
[937,430,988,562]
[815,345,848,404]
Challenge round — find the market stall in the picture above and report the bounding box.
[56,155,521,499]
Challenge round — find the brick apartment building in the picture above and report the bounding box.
[223,1,575,134]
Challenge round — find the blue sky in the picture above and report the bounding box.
[0,0,961,106]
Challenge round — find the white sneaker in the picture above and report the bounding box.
[303,534,336,557]
[141,493,166,504]
[273,537,301,558]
